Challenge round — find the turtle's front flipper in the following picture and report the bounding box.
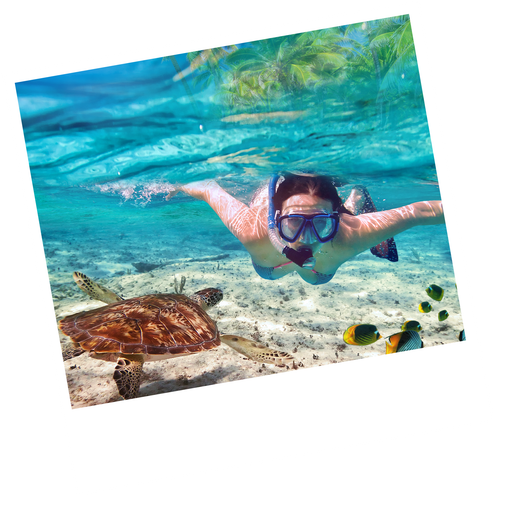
[113,356,144,399]
[73,272,124,304]
[62,343,85,361]
[220,335,294,368]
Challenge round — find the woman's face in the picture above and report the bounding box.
[280,194,334,252]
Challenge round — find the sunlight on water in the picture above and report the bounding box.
[94,181,178,204]
[12,17,468,409]
[15,19,444,281]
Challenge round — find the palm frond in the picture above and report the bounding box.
[377,43,418,100]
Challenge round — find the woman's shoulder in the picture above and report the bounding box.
[249,181,270,209]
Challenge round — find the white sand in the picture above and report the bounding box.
[50,243,463,408]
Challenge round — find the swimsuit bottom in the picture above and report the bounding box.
[252,260,335,285]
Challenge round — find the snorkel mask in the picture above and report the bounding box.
[275,211,340,244]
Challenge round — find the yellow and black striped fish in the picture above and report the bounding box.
[343,324,381,346]
[438,310,449,321]
[419,301,433,313]
[426,284,444,301]
[401,320,422,332]
[386,330,424,354]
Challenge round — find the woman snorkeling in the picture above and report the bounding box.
[167,173,444,285]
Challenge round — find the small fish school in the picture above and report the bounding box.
[343,322,424,354]
[341,282,464,356]
[420,283,454,323]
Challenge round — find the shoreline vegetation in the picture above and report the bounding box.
[165,15,420,125]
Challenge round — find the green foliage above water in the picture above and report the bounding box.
[175,15,423,121]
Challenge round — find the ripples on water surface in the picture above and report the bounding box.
[15,50,446,279]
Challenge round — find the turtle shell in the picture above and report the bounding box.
[59,293,221,359]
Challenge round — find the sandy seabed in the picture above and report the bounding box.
[46,235,463,409]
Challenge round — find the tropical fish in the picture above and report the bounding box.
[386,330,424,354]
[426,284,444,301]
[401,320,422,332]
[419,302,433,313]
[438,310,449,321]
[458,330,466,341]
[343,324,381,346]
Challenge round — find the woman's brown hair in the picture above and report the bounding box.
[272,173,353,215]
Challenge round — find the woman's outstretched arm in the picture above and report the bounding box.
[338,200,444,257]
[170,180,268,244]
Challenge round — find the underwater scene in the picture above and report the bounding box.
[15,14,464,408]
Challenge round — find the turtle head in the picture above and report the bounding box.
[191,288,223,310]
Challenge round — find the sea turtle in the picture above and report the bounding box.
[60,272,294,400]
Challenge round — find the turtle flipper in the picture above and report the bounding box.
[62,343,85,361]
[220,335,294,367]
[113,356,144,399]
[73,271,124,304]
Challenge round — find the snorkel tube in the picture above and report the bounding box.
[268,174,316,269]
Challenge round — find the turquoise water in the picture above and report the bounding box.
[13,41,465,407]
[15,51,448,283]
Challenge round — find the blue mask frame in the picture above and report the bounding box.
[276,212,340,243]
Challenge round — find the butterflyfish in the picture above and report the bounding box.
[343,324,381,346]
[386,330,424,354]
[426,284,444,301]
[401,320,422,332]
[438,310,449,321]
[418,302,433,313]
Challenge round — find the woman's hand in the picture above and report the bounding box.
[165,187,180,200]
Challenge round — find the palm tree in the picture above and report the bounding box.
[335,15,420,122]
[369,16,419,103]
[218,64,267,112]
[220,29,347,112]
[181,16,421,118]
